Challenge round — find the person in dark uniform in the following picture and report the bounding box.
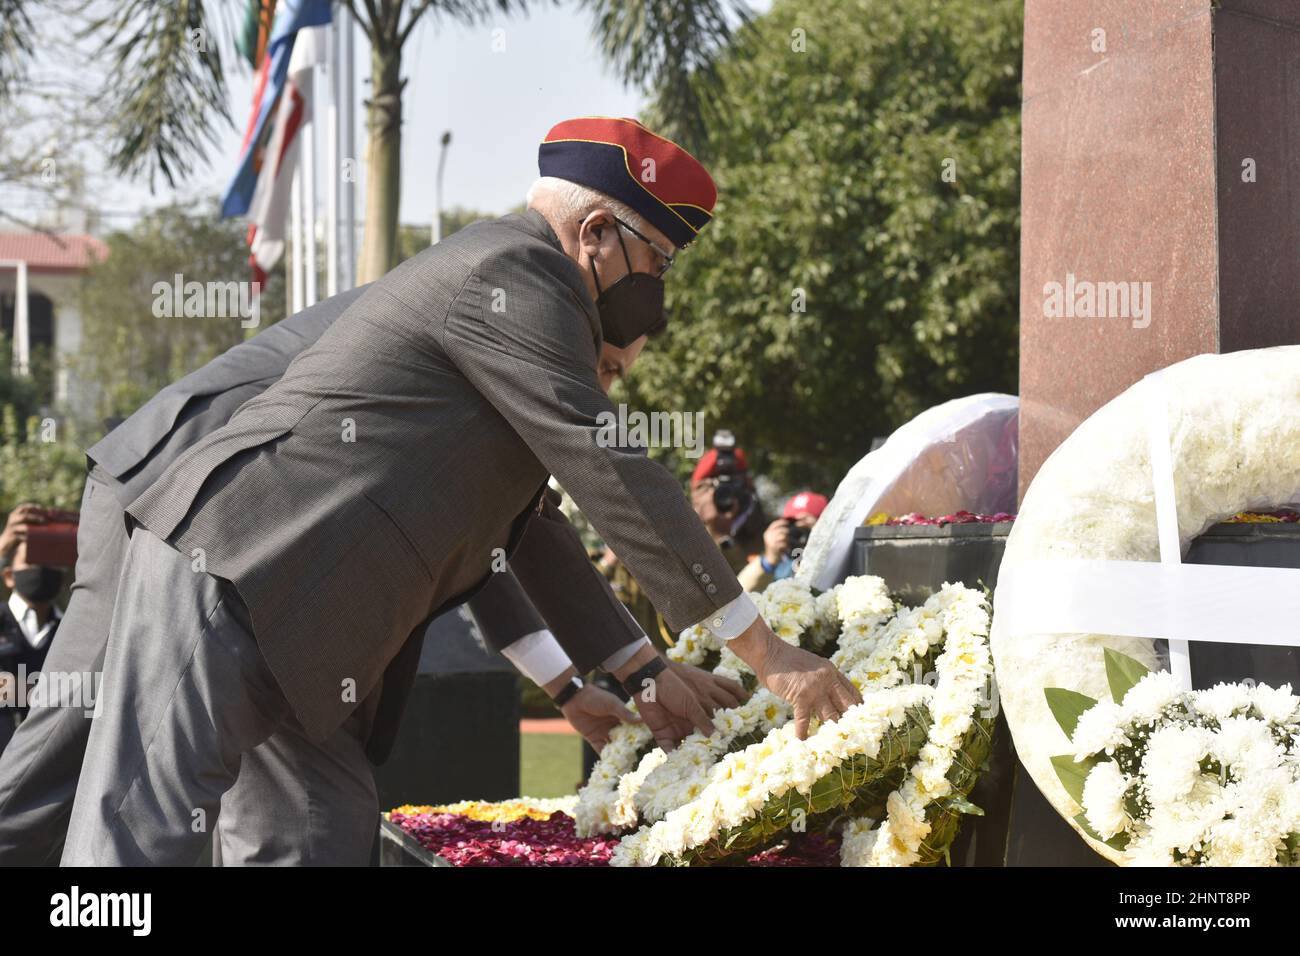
[0,505,65,755]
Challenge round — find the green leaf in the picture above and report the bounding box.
[1104,647,1151,703]
[945,795,984,817]
[1044,687,1098,740]
[1051,753,1097,805]
[1072,811,1104,842]
[1074,812,1130,851]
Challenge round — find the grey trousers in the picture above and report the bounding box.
[60,525,376,866]
[0,468,125,864]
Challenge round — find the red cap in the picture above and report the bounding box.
[691,446,748,487]
[782,491,828,520]
[539,116,717,249]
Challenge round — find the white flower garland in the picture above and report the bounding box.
[840,584,994,866]
[612,682,932,867]
[617,580,836,821]
[573,721,654,836]
[665,622,722,667]
[610,580,991,866]
[578,576,994,866]
[580,579,832,835]
[634,690,790,822]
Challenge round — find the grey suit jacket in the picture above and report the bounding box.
[470,488,648,661]
[127,210,742,741]
[84,282,638,762]
[88,284,371,507]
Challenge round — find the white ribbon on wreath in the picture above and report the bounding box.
[996,370,1300,691]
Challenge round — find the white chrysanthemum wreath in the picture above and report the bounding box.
[575,575,996,867]
[991,346,1300,863]
[1045,647,1300,866]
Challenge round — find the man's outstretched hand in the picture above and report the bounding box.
[559,685,641,752]
[614,646,716,752]
[666,660,747,712]
[728,617,861,739]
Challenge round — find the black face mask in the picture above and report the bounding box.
[590,226,666,348]
[13,566,63,603]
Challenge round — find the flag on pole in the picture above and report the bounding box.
[221,0,332,219]
[247,25,328,286]
[237,0,278,69]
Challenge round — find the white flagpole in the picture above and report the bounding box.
[326,15,340,298]
[303,67,318,308]
[291,165,304,312]
[341,12,356,290]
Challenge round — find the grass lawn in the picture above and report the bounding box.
[520,732,584,798]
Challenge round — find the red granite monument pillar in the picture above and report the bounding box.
[1019,0,1300,497]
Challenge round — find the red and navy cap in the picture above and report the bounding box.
[539,116,717,249]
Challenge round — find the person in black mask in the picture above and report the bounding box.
[0,504,65,755]
[523,171,675,393]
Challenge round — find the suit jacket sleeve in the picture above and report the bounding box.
[508,491,647,674]
[465,568,547,654]
[441,243,742,634]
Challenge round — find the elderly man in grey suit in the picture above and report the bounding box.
[62,116,859,865]
[0,286,736,866]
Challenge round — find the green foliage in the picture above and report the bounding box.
[1050,752,1096,806]
[624,0,1022,489]
[0,0,33,103]
[583,0,752,159]
[1044,687,1099,740]
[1104,646,1150,704]
[0,404,86,514]
[71,200,286,428]
[0,357,40,424]
[83,0,232,189]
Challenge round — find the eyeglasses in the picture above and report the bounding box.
[581,214,676,278]
[613,217,676,278]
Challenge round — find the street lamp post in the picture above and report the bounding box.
[432,130,452,245]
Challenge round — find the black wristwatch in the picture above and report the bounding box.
[551,676,584,708]
[619,656,667,700]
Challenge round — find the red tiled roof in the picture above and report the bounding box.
[0,233,108,273]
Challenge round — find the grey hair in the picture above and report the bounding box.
[525,177,648,234]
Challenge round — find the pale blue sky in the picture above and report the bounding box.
[15,1,768,231]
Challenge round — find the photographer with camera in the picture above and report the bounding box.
[0,504,72,756]
[738,491,828,592]
[688,431,767,576]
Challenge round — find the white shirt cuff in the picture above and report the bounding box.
[601,636,651,673]
[702,592,760,640]
[500,629,572,687]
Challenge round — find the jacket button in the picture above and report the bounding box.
[700,573,711,584]
[706,584,717,595]
[691,563,704,574]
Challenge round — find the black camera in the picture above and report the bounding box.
[710,430,751,515]
[784,519,810,554]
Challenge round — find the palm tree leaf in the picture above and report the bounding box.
[84,0,234,190]
[0,0,35,103]
[583,0,752,158]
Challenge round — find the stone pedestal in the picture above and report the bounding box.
[372,610,520,813]
[1019,0,1300,495]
